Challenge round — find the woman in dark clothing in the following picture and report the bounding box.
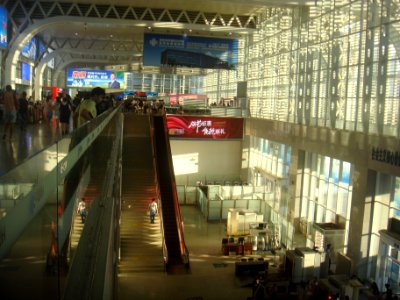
[59,95,72,135]
[18,91,29,131]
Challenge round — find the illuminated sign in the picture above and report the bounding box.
[0,5,7,49]
[143,33,238,70]
[167,115,243,139]
[66,69,125,89]
[21,62,31,81]
[21,36,37,60]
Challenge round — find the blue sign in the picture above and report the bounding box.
[38,41,46,59]
[143,33,238,70]
[0,6,7,49]
[66,69,125,89]
[21,62,31,81]
[21,36,37,60]
[146,91,158,97]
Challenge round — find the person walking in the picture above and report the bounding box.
[148,198,158,224]
[77,198,87,224]
[2,85,18,140]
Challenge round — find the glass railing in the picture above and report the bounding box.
[0,106,121,300]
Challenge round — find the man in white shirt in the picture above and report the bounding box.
[148,198,158,223]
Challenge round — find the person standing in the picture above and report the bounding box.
[2,85,18,140]
[148,198,158,224]
[74,87,105,128]
[18,91,29,131]
[59,95,72,135]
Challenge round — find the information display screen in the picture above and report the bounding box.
[66,69,125,89]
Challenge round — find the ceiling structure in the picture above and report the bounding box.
[3,0,315,73]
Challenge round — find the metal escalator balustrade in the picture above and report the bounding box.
[152,115,189,272]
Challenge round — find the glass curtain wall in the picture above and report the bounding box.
[300,153,353,252]
[125,73,204,95]
[204,0,400,138]
[375,176,400,293]
[248,136,292,247]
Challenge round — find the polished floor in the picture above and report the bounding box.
[118,205,255,300]
[0,121,62,176]
[0,119,256,300]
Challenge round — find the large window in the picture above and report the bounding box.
[204,0,400,137]
[300,152,353,250]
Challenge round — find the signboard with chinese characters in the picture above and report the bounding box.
[66,69,125,89]
[166,115,243,139]
[143,33,238,70]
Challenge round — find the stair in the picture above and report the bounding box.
[118,115,165,277]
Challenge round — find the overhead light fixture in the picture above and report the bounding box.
[147,26,152,30]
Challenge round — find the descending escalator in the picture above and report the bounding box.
[152,115,189,272]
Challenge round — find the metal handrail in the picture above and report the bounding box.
[148,114,168,268]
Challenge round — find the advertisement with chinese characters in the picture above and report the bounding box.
[0,6,7,49]
[143,33,238,70]
[66,69,125,89]
[167,116,243,139]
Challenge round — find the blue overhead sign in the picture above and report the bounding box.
[0,6,7,49]
[143,33,238,70]
[21,36,37,61]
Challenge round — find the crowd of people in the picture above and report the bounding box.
[0,85,115,140]
[122,95,166,115]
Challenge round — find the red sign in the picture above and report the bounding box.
[166,115,243,139]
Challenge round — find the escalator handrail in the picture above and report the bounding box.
[153,114,189,265]
[148,114,169,268]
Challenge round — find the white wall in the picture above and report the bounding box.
[170,139,243,185]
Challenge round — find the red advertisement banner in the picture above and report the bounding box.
[166,115,243,139]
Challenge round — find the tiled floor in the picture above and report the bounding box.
[118,205,255,300]
[0,119,258,300]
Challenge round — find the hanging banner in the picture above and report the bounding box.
[143,33,238,70]
[167,115,243,139]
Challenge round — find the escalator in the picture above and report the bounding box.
[151,115,189,272]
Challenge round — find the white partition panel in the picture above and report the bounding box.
[235,199,248,209]
[248,199,261,212]
[176,185,185,205]
[185,186,197,205]
[232,186,243,199]
[243,186,254,199]
[221,186,231,199]
[207,185,220,200]
[208,200,222,221]
[222,200,235,219]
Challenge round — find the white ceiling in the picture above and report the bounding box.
[19,0,315,68]
[54,0,314,15]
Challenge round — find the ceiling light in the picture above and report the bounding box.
[147,26,152,30]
